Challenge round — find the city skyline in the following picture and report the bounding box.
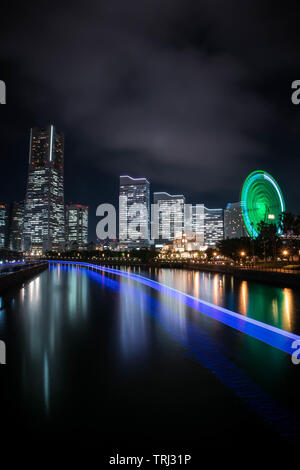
[1,3,300,238]
[1,3,300,460]
[0,124,294,245]
[0,130,235,249]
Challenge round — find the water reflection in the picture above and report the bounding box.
[283,288,293,331]
[157,288,188,341]
[118,276,148,361]
[9,267,90,414]
[66,264,88,320]
[103,266,300,440]
[147,268,299,334]
[157,270,188,339]
[44,353,50,413]
[2,264,300,446]
[239,281,249,315]
[0,296,5,325]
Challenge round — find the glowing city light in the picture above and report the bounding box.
[241,170,285,238]
[50,261,300,356]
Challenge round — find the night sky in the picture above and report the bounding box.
[1,0,300,241]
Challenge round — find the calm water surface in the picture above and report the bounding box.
[0,263,300,458]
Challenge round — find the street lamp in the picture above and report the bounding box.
[240,251,246,265]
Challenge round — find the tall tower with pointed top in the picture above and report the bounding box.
[23,125,65,253]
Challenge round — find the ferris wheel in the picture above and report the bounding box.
[241,170,286,238]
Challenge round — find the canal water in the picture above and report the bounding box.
[0,263,300,463]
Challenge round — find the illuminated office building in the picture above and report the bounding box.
[9,201,25,251]
[224,202,248,239]
[0,203,9,249]
[204,207,224,246]
[66,204,88,250]
[153,192,185,245]
[192,204,205,245]
[23,125,65,253]
[119,176,150,248]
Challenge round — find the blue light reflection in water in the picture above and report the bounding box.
[44,353,50,413]
[83,266,300,441]
[4,262,299,445]
[0,296,5,330]
[50,262,300,356]
[118,275,149,361]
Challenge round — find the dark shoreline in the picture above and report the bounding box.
[0,262,48,294]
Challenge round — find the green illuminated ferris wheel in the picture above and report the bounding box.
[241,171,286,239]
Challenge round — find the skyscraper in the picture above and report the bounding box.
[9,201,25,251]
[204,207,224,246]
[224,202,248,239]
[66,204,88,250]
[23,125,65,253]
[0,203,9,250]
[153,192,185,245]
[192,204,205,245]
[119,176,150,248]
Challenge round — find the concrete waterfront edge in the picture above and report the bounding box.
[0,262,48,294]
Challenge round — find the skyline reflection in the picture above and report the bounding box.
[118,275,149,362]
[4,266,91,414]
[1,264,300,449]
[145,268,299,334]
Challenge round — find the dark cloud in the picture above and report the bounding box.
[0,0,300,239]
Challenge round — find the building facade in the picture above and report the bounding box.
[192,204,205,245]
[0,203,9,250]
[119,176,150,248]
[204,207,224,246]
[66,204,88,250]
[23,125,65,253]
[224,202,248,239]
[9,201,25,251]
[153,192,185,245]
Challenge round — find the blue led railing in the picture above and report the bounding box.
[49,261,300,356]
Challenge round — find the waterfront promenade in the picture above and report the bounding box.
[45,256,300,288]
